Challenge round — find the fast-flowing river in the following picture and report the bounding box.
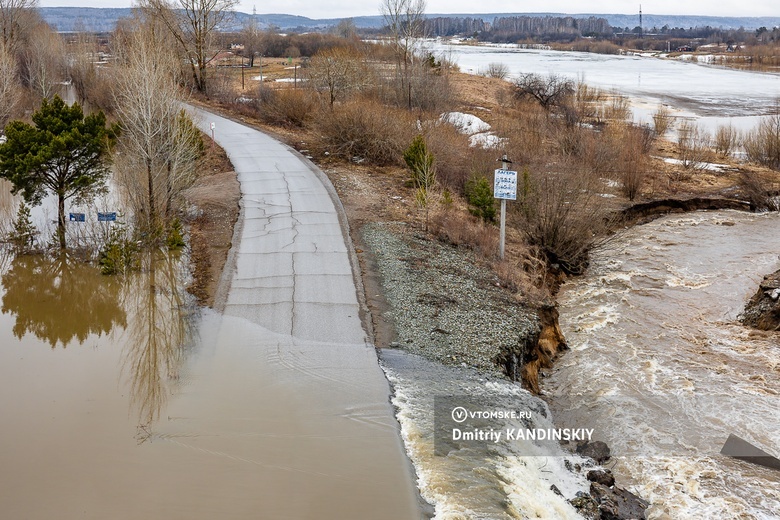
[547,211,780,519]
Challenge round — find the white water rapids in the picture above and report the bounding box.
[547,211,780,519]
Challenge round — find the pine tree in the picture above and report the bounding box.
[7,200,38,253]
[0,95,118,249]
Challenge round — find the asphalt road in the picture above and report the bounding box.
[185,107,421,519]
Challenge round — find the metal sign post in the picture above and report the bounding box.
[494,155,517,260]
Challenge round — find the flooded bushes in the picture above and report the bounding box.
[744,114,780,170]
[99,223,138,275]
[7,201,38,254]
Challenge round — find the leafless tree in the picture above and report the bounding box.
[0,0,36,50]
[714,123,740,157]
[307,46,370,109]
[513,73,575,111]
[332,18,358,40]
[66,28,105,106]
[512,164,614,275]
[652,105,673,136]
[239,15,265,67]
[744,112,780,170]
[0,43,19,128]
[112,25,201,233]
[137,0,238,92]
[676,120,713,173]
[484,62,509,79]
[19,22,65,100]
[381,0,427,109]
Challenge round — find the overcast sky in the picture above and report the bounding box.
[36,1,780,20]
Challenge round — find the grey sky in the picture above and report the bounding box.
[37,1,779,20]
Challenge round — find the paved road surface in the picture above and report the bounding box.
[184,107,421,519]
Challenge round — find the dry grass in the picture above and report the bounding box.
[315,99,416,166]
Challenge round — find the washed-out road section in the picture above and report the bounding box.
[183,107,421,518]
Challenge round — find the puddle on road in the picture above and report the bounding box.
[0,248,417,519]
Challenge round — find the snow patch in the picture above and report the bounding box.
[441,111,491,135]
[470,132,503,149]
[660,157,729,172]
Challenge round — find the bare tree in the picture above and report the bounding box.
[513,73,575,111]
[484,62,509,79]
[307,46,369,109]
[19,22,64,100]
[381,0,427,110]
[513,165,613,275]
[744,113,780,170]
[676,120,713,173]
[332,18,358,40]
[239,15,265,67]
[137,0,238,92]
[112,25,201,233]
[0,43,19,128]
[0,0,37,50]
[652,105,673,136]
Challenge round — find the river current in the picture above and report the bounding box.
[383,44,780,519]
[548,211,780,519]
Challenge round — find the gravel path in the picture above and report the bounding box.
[361,222,537,375]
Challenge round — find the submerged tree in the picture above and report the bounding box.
[0,96,117,249]
[0,43,19,128]
[112,24,202,236]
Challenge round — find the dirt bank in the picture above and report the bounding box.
[182,136,239,307]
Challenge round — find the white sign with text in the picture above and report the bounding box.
[494,169,518,200]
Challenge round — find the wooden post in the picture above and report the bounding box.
[499,156,509,260]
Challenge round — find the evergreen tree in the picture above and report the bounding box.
[0,96,117,249]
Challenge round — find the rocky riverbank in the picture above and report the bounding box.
[740,269,780,330]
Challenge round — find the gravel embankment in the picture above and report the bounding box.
[361,222,537,375]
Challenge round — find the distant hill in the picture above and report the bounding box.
[39,7,780,33]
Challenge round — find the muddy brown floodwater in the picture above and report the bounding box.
[0,250,201,518]
[0,246,417,518]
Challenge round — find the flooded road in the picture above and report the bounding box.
[0,110,419,518]
[546,211,780,519]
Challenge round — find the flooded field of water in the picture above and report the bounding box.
[429,41,780,134]
[546,211,780,519]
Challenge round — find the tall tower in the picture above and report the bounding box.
[639,5,643,37]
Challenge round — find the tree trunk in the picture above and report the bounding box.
[165,161,173,219]
[147,158,156,232]
[57,191,66,249]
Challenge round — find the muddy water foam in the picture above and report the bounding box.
[547,211,780,519]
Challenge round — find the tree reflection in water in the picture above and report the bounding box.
[0,246,195,436]
[123,248,194,436]
[0,252,127,347]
